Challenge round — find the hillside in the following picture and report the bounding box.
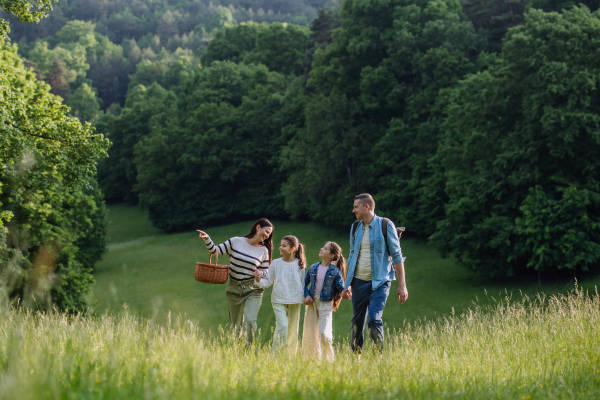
[87,205,599,340]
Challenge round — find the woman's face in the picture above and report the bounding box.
[255,225,273,242]
[279,240,294,256]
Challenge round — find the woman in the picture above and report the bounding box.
[196,218,274,345]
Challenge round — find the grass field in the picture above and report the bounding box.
[2,287,599,399]
[3,205,600,399]
[88,205,600,340]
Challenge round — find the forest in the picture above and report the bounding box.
[1,0,600,311]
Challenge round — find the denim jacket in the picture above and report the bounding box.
[345,214,406,291]
[304,262,345,302]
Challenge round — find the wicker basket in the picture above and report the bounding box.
[195,253,229,284]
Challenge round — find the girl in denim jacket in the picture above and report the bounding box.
[302,241,347,360]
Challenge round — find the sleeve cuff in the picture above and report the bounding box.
[392,255,406,264]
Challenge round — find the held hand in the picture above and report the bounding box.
[342,289,352,300]
[196,230,209,241]
[397,285,408,304]
[303,296,314,305]
[254,270,262,281]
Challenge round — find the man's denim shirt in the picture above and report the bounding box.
[345,214,406,291]
[304,262,345,302]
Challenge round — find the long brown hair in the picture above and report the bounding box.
[325,241,347,312]
[244,218,274,263]
[282,235,306,269]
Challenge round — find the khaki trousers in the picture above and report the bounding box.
[272,303,301,354]
[302,294,334,360]
[225,278,264,345]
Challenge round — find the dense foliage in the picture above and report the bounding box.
[0,44,110,311]
[1,1,110,311]
[3,0,600,282]
[431,6,600,277]
[3,0,328,44]
[134,62,291,229]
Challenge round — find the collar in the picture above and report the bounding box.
[361,214,378,229]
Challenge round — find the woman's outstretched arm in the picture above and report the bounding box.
[196,230,233,256]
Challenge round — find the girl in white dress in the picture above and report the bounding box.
[254,235,305,354]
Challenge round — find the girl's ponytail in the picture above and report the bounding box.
[282,235,305,269]
[327,241,347,312]
[296,243,306,269]
[337,254,347,282]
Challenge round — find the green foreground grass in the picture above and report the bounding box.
[89,205,600,340]
[2,287,599,399]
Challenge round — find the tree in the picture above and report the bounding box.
[461,0,527,52]
[529,0,599,12]
[302,7,340,86]
[286,0,486,231]
[134,62,289,230]
[128,59,170,91]
[26,40,54,73]
[431,6,600,277]
[201,22,309,76]
[86,46,131,108]
[1,42,110,311]
[207,8,236,33]
[55,19,95,43]
[0,0,55,42]
[66,82,101,123]
[201,22,261,66]
[244,22,308,76]
[46,55,71,98]
[281,92,360,225]
[157,10,179,40]
[97,82,177,203]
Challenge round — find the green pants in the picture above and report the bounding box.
[225,278,264,345]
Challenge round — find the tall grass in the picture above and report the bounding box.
[2,286,599,399]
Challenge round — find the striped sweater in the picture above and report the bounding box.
[204,236,269,282]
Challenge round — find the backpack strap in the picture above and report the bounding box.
[382,218,406,255]
[382,218,389,253]
[352,221,360,239]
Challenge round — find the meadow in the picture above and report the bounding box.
[2,285,599,399]
[88,205,600,340]
[2,205,600,399]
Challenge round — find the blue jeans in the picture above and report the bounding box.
[350,278,391,353]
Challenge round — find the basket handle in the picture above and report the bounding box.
[209,252,219,264]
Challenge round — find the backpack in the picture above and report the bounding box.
[352,218,405,254]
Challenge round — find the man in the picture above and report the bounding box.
[342,193,408,353]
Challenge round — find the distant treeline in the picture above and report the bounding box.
[4,0,330,43]
[90,0,600,280]
[1,0,335,119]
[4,0,600,286]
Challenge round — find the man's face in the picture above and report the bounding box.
[352,200,368,220]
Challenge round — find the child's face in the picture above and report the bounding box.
[319,243,333,260]
[279,240,294,256]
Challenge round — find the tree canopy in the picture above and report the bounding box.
[4,0,600,287]
[431,6,600,277]
[1,1,110,311]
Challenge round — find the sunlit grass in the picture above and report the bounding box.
[89,205,600,337]
[2,286,599,399]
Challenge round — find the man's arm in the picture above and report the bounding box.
[344,222,357,292]
[394,261,408,303]
[386,221,408,303]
